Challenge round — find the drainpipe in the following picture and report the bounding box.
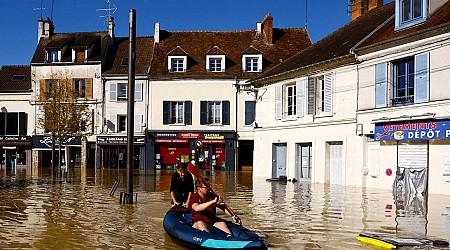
[234,77,240,172]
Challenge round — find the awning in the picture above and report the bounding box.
[0,141,33,149]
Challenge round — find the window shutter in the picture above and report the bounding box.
[109,115,116,132]
[86,78,93,99]
[110,82,117,101]
[134,82,143,101]
[296,79,305,117]
[245,101,256,125]
[39,80,46,100]
[324,73,333,114]
[414,52,429,104]
[222,101,230,125]
[134,114,142,132]
[163,101,170,125]
[375,62,388,108]
[184,101,192,125]
[19,112,27,135]
[307,77,316,115]
[275,85,282,120]
[200,101,207,125]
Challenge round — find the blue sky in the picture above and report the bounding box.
[0,0,391,67]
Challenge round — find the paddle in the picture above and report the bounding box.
[187,162,242,225]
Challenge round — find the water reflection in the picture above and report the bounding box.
[0,168,449,249]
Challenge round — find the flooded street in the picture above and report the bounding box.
[1,168,449,249]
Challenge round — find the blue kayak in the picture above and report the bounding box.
[163,207,267,249]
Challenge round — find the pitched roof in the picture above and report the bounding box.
[355,2,450,52]
[0,65,31,92]
[249,2,395,86]
[31,32,110,64]
[103,36,154,75]
[149,27,311,79]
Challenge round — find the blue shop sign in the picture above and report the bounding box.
[375,119,450,141]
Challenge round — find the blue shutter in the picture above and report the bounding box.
[414,52,429,104]
[245,101,256,125]
[19,112,27,135]
[375,62,388,108]
[296,79,305,117]
[184,101,192,125]
[134,82,142,101]
[163,101,170,125]
[110,82,117,101]
[275,85,282,120]
[222,101,230,125]
[200,101,207,125]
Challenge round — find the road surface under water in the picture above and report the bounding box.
[0,168,449,249]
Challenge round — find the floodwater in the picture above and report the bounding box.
[1,167,449,250]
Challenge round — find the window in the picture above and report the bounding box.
[48,50,60,63]
[200,101,230,125]
[163,101,192,125]
[275,80,306,120]
[118,115,126,132]
[45,79,59,98]
[393,58,415,105]
[307,74,333,116]
[109,82,143,102]
[395,0,427,30]
[375,52,429,108]
[11,75,27,81]
[121,58,129,66]
[168,56,187,72]
[245,101,256,125]
[206,55,226,72]
[242,54,262,72]
[0,112,27,136]
[286,85,297,117]
[73,79,86,98]
[74,49,85,62]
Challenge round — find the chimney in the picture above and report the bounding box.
[351,0,384,21]
[154,22,160,44]
[261,13,273,44]
[38,17,44,43]
[43,17,54,38]
[108,17,115,39]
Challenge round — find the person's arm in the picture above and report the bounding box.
[191,197,217,212]
[217,197,242,225]
[170,191,180,206]
[170,173,180,206]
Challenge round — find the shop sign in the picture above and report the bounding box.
[97,136,145,144]
[200,139,225,144]
[179,132,202,139]
[375,119,450,141]
[154,133,178,138]
[0,136,31,142]
[204,133,224,139]
[155,139,188,143]
[33,135,81,148]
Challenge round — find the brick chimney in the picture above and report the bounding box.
[38,17,54,42]
[108,17,115,39]
[351,0,383,21]
[261,13,273,44]
[154,22,160,44]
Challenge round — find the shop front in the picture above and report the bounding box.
[374,118,450,195]
[146,131,235,170]
[96,136,145,169]
[0,136,32,173]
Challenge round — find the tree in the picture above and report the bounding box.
[37,73,92,177]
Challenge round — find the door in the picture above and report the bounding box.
[328,142,343,185]
[295,143,312,181]
[272,143,287,178]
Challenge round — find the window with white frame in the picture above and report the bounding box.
[109,114,143,133]
[0,112,27,135]
[162,101,192,125]
[286,85,297,117]
[275,80,306,120]
[45,79,59,98]
[48,50,60,63]
[242,54,262,72]
[395,0,428,30]
[306,74,333,116]
[109,82,143,102]
[206,55,225,72]
[200,101,230,125]
[117,115,127,132]
[168,56,187,72]
[73,79,86,98]
[375,52,429,108]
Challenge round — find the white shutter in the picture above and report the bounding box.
[134,114,142,132]
[110,82,117,101]
[275,85,282,120]
[375,62,388,108]
[296,79,305,117]
[134,82,143,101]
[109,115,116,132]
[398,143,428,170]
[414,52,429,104]
[323,73,333,114]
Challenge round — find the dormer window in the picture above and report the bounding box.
[168,56,187,72]
[73,48,86,62]
[395,0,428,30]
[48,50,60,63]
[242,54,262,72]
[206,55,225,72]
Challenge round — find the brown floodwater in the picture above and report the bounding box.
[1,167,449,249]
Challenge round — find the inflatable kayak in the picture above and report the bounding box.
[163,207,267,249]
[356,233,449,249]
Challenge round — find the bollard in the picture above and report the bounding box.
[119,191,138,204]
[110,179,120,196]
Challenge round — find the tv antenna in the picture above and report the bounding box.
[97,0,117,25]
[33,0,46,19]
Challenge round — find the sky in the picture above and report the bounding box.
[0,0,391,67]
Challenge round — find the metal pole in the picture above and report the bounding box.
[126,9,136,204]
